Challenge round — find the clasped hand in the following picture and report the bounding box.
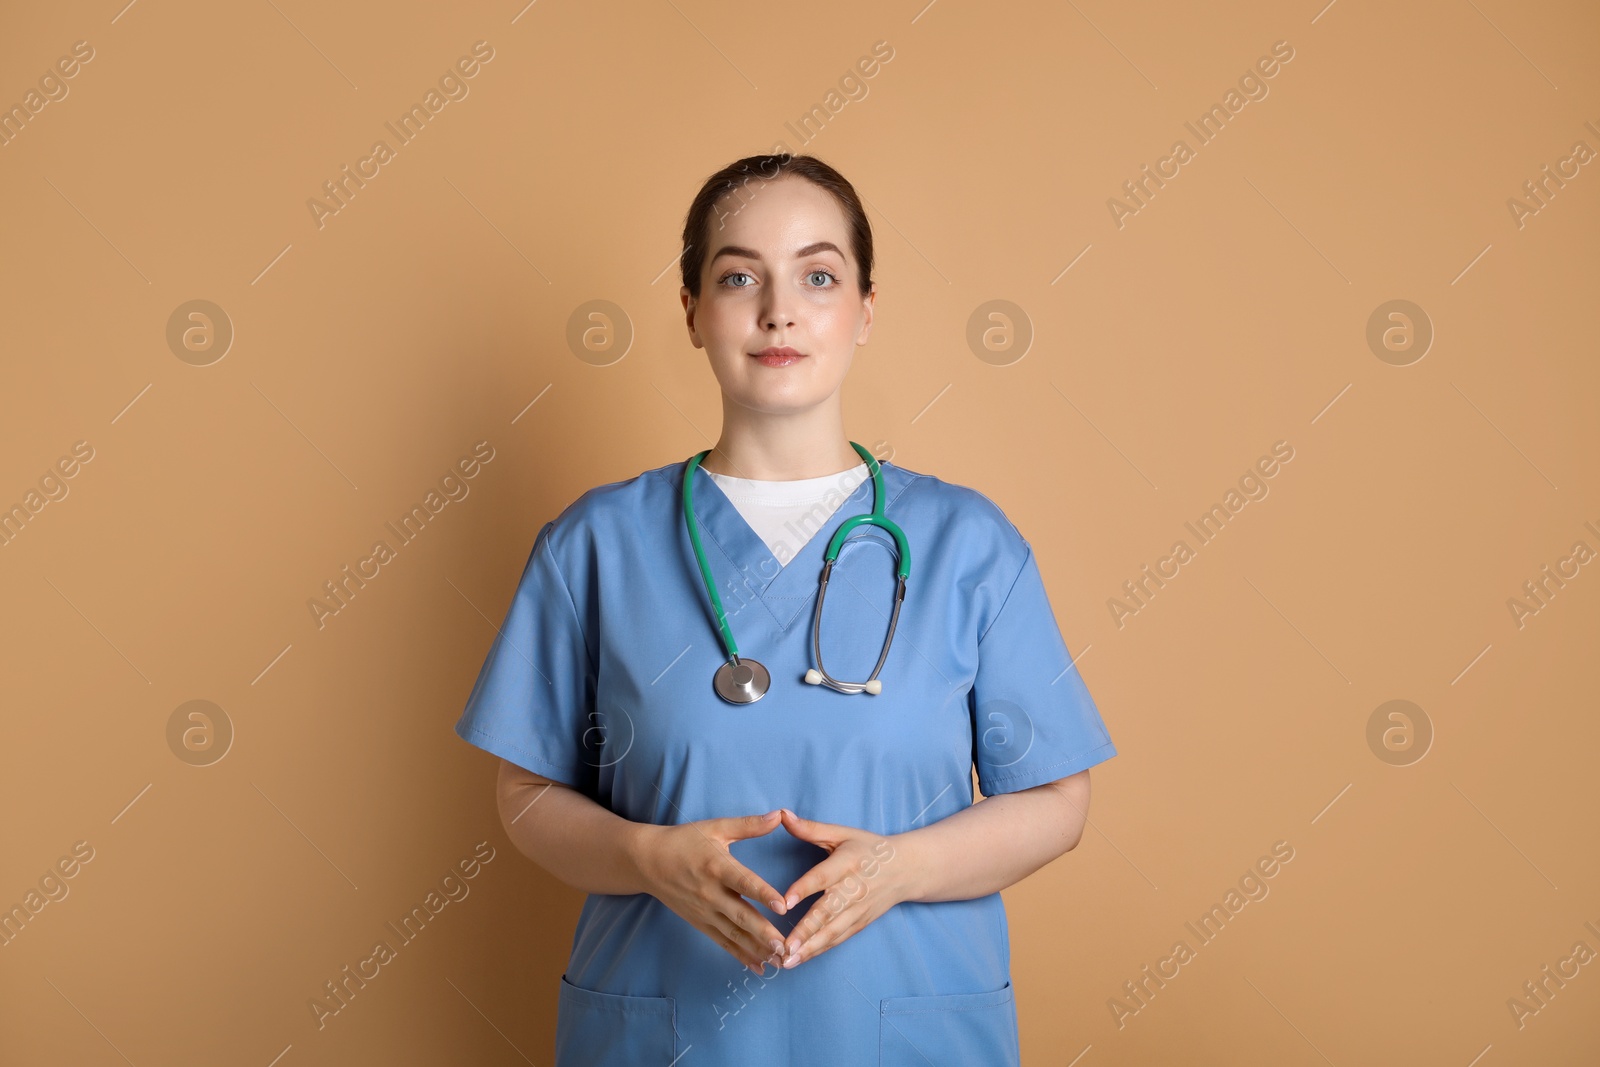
[634,808,912,976]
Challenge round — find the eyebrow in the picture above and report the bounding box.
[709,241,844,264]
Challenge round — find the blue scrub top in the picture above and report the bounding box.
[454,456,1117,1066]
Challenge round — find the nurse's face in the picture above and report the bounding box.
[681,175,875,416]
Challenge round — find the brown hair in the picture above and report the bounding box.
[679,153,875,300]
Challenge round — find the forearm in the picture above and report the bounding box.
[497,774,653,896]
[895,771,1091,903]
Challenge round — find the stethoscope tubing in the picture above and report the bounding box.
[682,448,744,661]
[682,441,910,697]
[809,563,908,693]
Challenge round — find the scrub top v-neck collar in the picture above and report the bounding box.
[681,459,900,632]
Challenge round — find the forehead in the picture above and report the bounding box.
[709,175,850,254]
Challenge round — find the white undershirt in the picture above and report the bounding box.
[705,462,870,566]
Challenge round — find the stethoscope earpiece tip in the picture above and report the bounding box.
[803,669,822,685]
[865,679,882,695]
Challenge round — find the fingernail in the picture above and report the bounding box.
[769,938,785,954]
[786,893,798,909]
[769,898,785,913]
[781,808,795,818]
[782,952,800,968]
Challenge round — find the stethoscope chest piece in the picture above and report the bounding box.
[714,656,770,704]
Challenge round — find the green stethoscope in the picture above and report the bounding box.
[682,441,911,704]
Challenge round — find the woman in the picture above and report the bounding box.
[454,153,1117,1065]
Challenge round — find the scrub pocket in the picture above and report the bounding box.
[554,973,677,1066]
[879,980,1020,1067]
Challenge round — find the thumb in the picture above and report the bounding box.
[719,810,783,842]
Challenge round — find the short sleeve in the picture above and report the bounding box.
[968,543,1117,796]
[453,520,600,798]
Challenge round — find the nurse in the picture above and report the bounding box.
[454,153,1118,1065]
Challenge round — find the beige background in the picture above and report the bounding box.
[2,0,1597,1063]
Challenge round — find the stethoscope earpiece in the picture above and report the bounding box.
[802,671,884,695]
[804,669,881,694]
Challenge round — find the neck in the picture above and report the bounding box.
[699,400,862,480]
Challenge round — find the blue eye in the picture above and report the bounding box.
[808,270,837,287]
[719,271,753,288]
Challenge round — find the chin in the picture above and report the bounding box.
[735,393,835,416]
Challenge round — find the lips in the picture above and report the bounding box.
[752,347,805,358]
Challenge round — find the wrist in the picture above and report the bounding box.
[883,830,929,905]
[623,820,660,895]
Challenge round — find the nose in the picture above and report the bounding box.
[760,290,795,330]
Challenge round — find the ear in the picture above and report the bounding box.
[856,283,876,346]
[681,285,703,350]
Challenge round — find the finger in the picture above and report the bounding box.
[785,906,868,969]
[718,810,783,843]
[707,910,779,972]
[779,850,853,912]
[784,870,870,957]
[710,930,749,969]
[713,929,771,975]
[783,882,845,958]
[719,888,788,958]
[719,855,793,918]
[784,879,874,964]
[707,873,787,954]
